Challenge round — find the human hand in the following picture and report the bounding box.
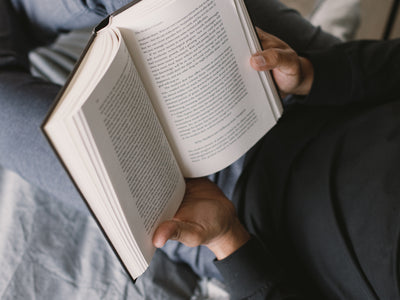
[250,28,314,96]
[153,178,250,260]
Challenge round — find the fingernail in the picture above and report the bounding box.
[252,55,267,67]
[153,238,164,248]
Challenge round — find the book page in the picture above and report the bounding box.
[44,30,148,278]
[112,0,282,177]
[74,32,185,265]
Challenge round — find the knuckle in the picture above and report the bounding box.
[267,50,280,66]
[173,227,181,241]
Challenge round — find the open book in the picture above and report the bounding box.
[42,0,282,280]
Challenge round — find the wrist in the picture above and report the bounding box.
[293,57,314,95]
[207,218,250,260]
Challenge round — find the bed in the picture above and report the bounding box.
[0,1,361,298]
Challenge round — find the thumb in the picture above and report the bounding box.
[153,220,205,248]
[250,48,298,75]
[153,220,179,248]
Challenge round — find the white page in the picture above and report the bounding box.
[45,28,186,279]
[112,0,281,177]
[45,32,148,278]
[77,33,186,265]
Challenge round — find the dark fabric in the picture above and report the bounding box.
[244,0,340,52]
[216,39,400,299]
[215,237,292,300]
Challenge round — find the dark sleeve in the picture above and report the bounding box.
[214,237,306,300]
[244,0,340,53]
[302,38,400,106]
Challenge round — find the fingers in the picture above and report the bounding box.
[250,49,281,71]
[152,178,239,250]
[251,27,314,95]
[153,220,179,248]
[255,27,289,49]
[251,27,298,73]
[250,48,298,75]
[153,219,205,248]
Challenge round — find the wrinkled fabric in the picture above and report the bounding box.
[0,166,200,299]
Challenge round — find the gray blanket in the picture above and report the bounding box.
[0,166,203,299]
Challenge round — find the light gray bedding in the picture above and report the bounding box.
[0,166,201,299]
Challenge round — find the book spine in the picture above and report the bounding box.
[94,16,112,33]
[110,0,144,18]
[94,0,143,33]
[40,31,97,127]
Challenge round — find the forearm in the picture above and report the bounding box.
[302,39,400,106]
[244,0,340,53]
[206,217,311,299]
[214,237,309,300]
[207,217,250,260]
